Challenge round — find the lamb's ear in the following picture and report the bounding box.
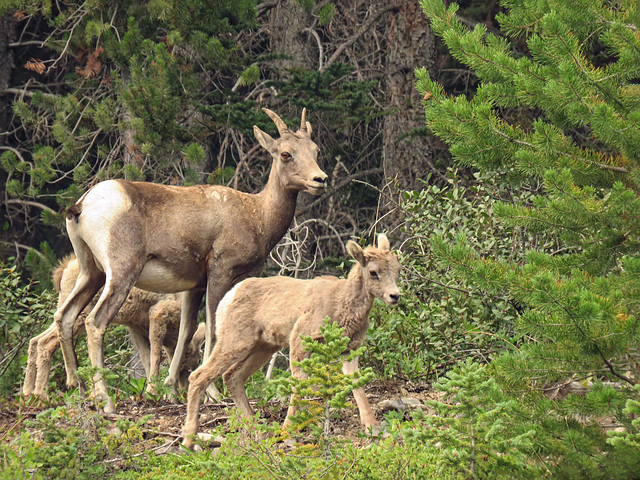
[377,233,390,252]
[254,125,276,153]
[347,240,366,265]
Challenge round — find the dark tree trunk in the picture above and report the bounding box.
[381,0,437,226]
[267,0,316,72]
[0,17,16,135]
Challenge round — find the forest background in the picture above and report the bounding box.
[1,0,640,478]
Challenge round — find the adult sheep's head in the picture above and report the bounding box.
[253,108,328,196]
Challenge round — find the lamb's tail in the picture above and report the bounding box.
[52,255,76,293]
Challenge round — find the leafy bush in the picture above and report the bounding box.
[0,261,57,396]
[114,411,450,480]
[363,169,548,380]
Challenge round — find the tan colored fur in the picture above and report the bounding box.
[182,234,401,448]
[23,256,205,398]
[53,109,327,412]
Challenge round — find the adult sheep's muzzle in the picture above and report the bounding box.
[306,173,328,195]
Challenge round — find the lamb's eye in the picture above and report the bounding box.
[369,270,379,279]
[281,152,292,161]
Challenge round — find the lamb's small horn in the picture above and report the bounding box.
[299,108,307,134]
[262,108,289,135]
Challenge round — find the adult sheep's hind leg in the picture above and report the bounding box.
[54,268,104,390]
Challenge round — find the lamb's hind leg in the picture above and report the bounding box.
[128,330,153,391]
[182,345,250,449]
[32,326,63,397]
[223,346,280,419]
[165,289,203,393]
[23,325,56,396]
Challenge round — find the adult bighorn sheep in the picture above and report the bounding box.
[54,108,327,412]
[182,234,401,449]
[23,256,205,398]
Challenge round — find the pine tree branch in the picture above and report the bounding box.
[489,126,630,174]
[5,199,57,215]
[545,286,636,386]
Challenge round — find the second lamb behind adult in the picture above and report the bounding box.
[182,234,401,448]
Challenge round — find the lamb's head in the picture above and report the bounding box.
[346,234,401,306]
[253,108,328,196]
[177,322,206,390]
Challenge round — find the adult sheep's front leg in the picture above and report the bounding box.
[201,274,238,401]
[165,289,203,393]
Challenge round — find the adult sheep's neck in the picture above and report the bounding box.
[334,263,375,343]
[255,170,299,250]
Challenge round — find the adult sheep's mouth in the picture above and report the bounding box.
[307,182,326,195]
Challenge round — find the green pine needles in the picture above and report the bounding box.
[418,0,640,476]
[276,318,374,440]
[419,0,640,389]
[405,359,539,480]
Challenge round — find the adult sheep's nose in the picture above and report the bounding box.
[313,174,327,185]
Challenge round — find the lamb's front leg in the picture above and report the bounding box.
[342,357,379,430]
[23,325,55,396]
[282,336,309,431]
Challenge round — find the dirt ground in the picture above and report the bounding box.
[0,379,439,452]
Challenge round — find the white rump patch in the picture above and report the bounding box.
[215,282,243,336]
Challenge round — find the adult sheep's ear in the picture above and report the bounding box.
[254,125,276,153]
[377,233,390,252]
[347,240,366,265]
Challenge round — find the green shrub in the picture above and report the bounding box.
[0,405,152,479]
[363,169,546,380]
[0,261,57,396]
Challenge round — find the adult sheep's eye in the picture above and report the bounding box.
[281,152,292,160]
[369,270,379,279]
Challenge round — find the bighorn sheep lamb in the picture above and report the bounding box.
[182,234,401,448]
[23,256,205,398]
[54,108,327,412]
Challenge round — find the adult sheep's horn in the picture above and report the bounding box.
[299,107,307,133]
[262,108,288,135]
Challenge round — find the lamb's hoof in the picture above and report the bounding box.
[364,423,389,439]
[203,385,221,404]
